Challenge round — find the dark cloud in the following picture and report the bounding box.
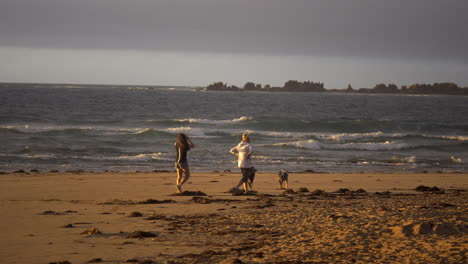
[1,0,467,60]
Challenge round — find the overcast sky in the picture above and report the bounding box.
[1,0,467,88]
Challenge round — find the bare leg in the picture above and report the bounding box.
[180,168,191,185]
[176,169,183,193]
[243,182,248,193]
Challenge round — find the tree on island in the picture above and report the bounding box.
[282,80,325,92]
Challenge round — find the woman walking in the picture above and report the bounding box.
[174,133,195,193]
[230,132,255,193]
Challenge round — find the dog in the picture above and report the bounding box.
[278,169,289,189]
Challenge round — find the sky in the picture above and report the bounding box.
[1,0,467,89]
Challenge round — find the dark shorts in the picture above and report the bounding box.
[279,171,289,182]
[175,161,189,170]
[241,167,256,183]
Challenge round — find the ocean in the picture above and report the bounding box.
[1,85,467,173]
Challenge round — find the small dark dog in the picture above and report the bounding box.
[278,169,289,189]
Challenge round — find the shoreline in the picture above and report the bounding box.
[1,172,466,264]
[4,169,468,174]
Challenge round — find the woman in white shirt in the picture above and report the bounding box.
[230,132,255,193]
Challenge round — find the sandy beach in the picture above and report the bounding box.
[0,171,466,264]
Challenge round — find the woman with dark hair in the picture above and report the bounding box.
[174,133,195,193]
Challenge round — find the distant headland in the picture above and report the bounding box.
[1,81,467,96]
[206,81,468,96]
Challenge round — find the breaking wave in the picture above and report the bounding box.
[270,139,410,151]
[175,116,253,125]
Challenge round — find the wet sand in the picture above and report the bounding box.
[0,171,466,264]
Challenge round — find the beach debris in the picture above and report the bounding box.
[334,188,350,194]
[88,258,103,263]
[224,169,232,173]
[297,187,310,194]
[255,193,277,197]
[227,187,244,195]
[145,214,170,221]
[39,210,66,215]
[310,189,327,196]
[251,200,275,209]
[13,169,26,173]
[282,189,296,195]
[242,190,258,196]
[192,196,211,204]
[302,169,314,173]
[171,190,207,196]
[375,191,392,196]
[139,199,176,204]
[355,188,367,194]
[80,228,102,235]
[98,199,133,205]
[62,224,75,228]
[99,199,175,205]
[126,231,157,238]
[30,169,40,173]
[128,211,143,217]
[40,210,57,215]
[415,185,442,192]
[433,223,461,236]
[48,261,72,264]
[392,222,463,237]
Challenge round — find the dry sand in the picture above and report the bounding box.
[0,171,466,264]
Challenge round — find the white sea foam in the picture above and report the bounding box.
[324,132,384,142]
[271,139,409,151]
[110,153,170,161]
[164,127,208,137]
[390,156,417,163]
[439,135,468,141]
[449,156,463,163]
[272,140,322,150]
[176,116,253,125]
